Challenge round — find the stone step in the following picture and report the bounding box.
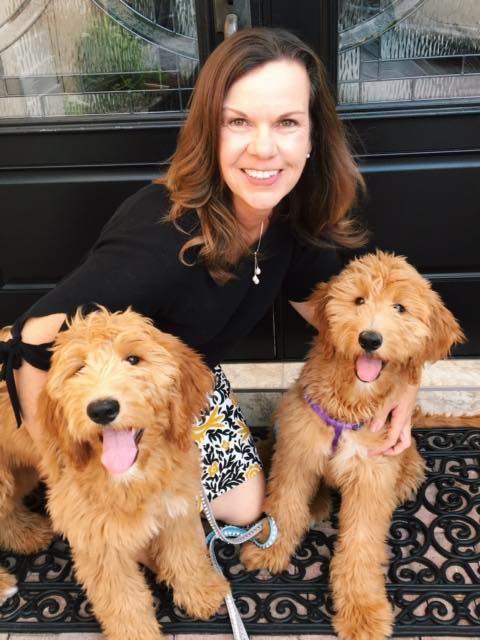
[223,360,480,427]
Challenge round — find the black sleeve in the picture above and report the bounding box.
[1,183,178,427]
[18,183,176,324]
[284,240,343,302]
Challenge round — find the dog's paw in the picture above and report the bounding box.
[174,570,229,620]
[240,541,290,574]
[394,484,418,505]
[0,570,18,607]
[101,618,163,640]
[309,501,332,528]
[395,470,425,505]
[333,598,394,640]
[10,513,54,554]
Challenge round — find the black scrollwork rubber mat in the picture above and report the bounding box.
[0,428,479,636]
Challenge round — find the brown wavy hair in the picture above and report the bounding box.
[158,27,366,285]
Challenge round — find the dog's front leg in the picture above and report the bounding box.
[0,465,52,555]
[72,546,162,640]
[241,430,324,574]
[330,457,399,640]
[0,464,52,604]
[0,566,18,605]
[149,507,229,621]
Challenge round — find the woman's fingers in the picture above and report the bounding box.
[368,416,407,456]
[382,423,412,456]
[369,407,389,433]
[368,383,419,457]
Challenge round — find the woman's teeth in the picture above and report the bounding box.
[244,169,279,179]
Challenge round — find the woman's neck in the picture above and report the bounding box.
[233,197,272,245]
[239,219,268,246]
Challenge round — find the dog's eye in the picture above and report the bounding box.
[355,297,365,306]
[393,303,406,313]
[126,355,140,365]
[70,361,85,376]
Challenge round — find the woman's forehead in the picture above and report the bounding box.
[223,59,310,113]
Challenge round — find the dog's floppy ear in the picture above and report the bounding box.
[169,341,214,452]
[307,282,335,359]
[37,389,92,475]
[423,289,465,363]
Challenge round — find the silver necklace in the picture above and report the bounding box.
[252,221,264,285]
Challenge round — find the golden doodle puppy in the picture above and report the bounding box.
[0,327,53,604]
[241,251,464,640]
[1,309,229,640]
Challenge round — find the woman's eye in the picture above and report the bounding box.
[126,355,140,365]
[279,118,297,127]
[228,118,249,128]
[393,303,406,313]
[355,297,365,306]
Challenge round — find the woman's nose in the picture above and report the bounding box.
[247,125,276,157]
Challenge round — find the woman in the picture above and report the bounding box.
[3,28,418,527]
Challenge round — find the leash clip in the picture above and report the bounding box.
[251,515,278,549]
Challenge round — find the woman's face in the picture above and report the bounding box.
[219,59,312,229]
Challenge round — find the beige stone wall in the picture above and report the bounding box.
[224,360,480,425]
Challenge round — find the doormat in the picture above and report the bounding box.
[0,428,479,637]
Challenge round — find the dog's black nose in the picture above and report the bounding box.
[87,399,120,425]
[358,331,383,352]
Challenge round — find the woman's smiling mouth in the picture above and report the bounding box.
[241,168,281,185]
[243,169,279,179]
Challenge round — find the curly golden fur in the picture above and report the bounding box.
[0,309,228,639]
[0,326,53,604]
[241,251,464,640]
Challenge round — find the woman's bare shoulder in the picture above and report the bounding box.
[22,313,66,344]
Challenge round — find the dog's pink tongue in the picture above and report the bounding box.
[356,356,383,383]
[101,428,137,474]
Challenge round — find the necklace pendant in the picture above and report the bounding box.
[251,220,264,286]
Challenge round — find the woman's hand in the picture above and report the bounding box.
[368,383,420,456]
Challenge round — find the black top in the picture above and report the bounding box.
[1,183,341,425]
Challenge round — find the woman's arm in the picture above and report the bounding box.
[13,313,66,449]
[289,299,317,327]
[7,186,175,447]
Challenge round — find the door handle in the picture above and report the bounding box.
[213,0,251,39]
[224,13,238,37]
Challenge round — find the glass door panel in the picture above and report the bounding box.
[338,0,480,105]
[0,0,198,119]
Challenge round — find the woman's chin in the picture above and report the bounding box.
[234,192,285,218]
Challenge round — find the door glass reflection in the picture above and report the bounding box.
[338,0,480,105]
[0,0,198,119]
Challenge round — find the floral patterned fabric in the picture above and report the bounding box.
[194,365,262,501]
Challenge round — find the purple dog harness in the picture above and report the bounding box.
[303,388,364,453]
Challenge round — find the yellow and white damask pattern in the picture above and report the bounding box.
[194,366,263,502]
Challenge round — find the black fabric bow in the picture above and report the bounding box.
[0,321,53,427]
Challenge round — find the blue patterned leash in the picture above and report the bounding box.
[201,488,278,640]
